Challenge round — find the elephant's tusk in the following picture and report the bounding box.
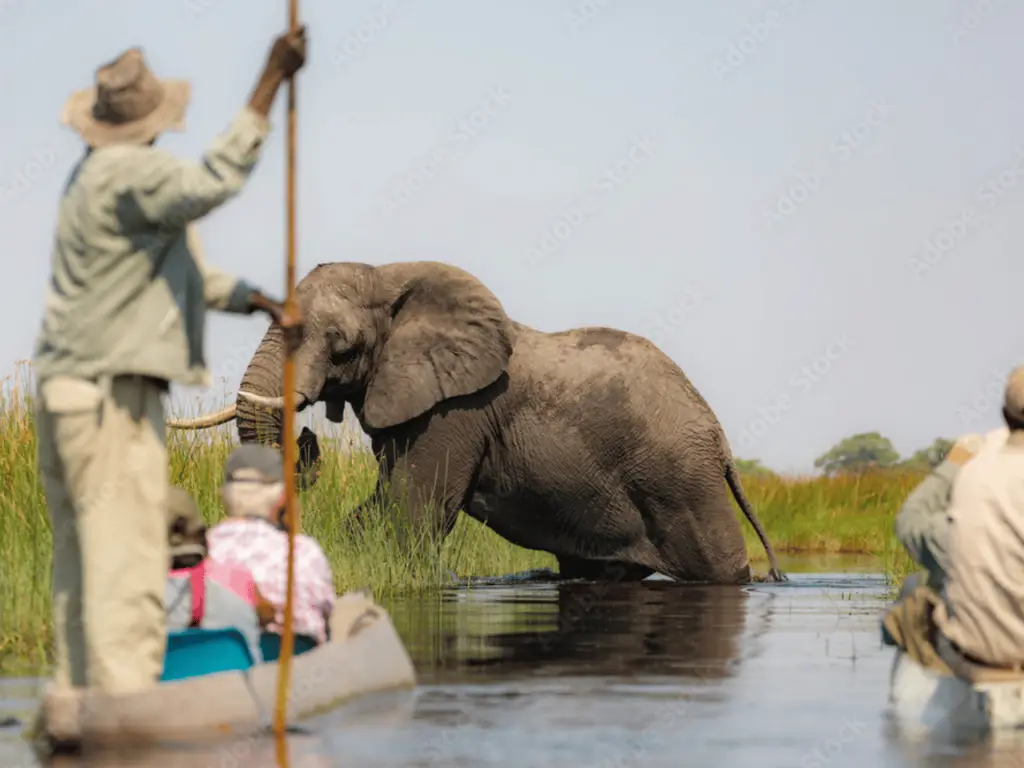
[237,391,286,409]
[166,404,237,430]
[237,390,306,411]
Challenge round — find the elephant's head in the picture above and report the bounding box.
[168,261,516,481]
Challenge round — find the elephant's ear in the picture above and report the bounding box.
[362,270,515,430]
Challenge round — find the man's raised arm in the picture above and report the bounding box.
[126,27,307,230]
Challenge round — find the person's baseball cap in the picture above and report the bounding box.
[224,443,285,484]
[166,486,207,560]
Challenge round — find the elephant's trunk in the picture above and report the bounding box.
[235,324,287,447]
[234,325,321,488]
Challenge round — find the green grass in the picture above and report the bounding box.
[736,470,920,574]
[0,362,918,672]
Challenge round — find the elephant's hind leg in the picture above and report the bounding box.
[635,489,752,585]
[556,556,654,582]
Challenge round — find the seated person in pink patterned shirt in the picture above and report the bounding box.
[164,486,272,662]
[207,444,336,645]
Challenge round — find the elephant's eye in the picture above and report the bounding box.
[330,347,359,366]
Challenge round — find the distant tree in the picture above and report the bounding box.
[734,458,777,477]
[899,438,954,472]
[813,432,902,476]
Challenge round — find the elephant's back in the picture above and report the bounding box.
[508,324,722,437]
[512,324,703,394]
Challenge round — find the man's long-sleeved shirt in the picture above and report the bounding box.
[933,431,1024,667]
[895,460,962,591]
[894,427,1009,591]
[34,106,270,388]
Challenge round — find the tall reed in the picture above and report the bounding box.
[0,362,917,671]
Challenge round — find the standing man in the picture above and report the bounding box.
[33,27,307,698]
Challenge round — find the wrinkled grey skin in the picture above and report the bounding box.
[172,261,784,584]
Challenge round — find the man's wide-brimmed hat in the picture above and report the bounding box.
[60,48,191,148]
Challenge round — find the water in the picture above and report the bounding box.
[2,556,1023,766]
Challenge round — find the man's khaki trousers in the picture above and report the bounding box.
[36,374,168,695]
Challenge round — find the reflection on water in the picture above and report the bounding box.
[333,573,1024,767]
[772,551,882,574]
[6,562,1024,766]
[35,736,330,768]
[391,580,754,682]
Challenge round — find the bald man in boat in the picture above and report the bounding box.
[32,29,307,700]
[884,366,1024,676]
[932,366,1024,672]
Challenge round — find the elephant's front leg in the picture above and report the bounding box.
[368,432,478,549]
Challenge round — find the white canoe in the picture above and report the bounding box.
[888,648,1024,734]
[38,593,416,749]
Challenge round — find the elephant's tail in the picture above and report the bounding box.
[725,461,787,582]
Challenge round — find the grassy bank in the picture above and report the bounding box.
[0,367,917,671]
[737,470,918,580]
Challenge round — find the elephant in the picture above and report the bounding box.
[167,260,784,584]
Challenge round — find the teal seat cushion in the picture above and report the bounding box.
[259,632,318,662]
[161,628,256,682]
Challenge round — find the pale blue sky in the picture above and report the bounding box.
[2,0,1023,473]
